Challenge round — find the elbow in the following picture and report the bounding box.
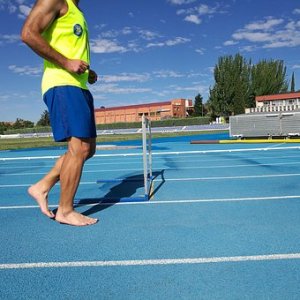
[21,27,32,46]
[21,28,28,45]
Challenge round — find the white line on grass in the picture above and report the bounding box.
[1,253,300,270]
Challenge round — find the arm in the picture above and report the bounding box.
[21,0,89,74]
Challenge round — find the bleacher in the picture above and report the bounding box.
[230,111,300,138]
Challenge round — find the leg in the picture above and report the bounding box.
[28,154,65,218]
[55,137,98,226]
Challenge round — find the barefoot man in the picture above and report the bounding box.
[21,0,98,226]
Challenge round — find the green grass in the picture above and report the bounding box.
[0,130,227,151]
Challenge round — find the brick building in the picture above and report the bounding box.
[94,99,194,124]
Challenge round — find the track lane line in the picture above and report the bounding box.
[1,195,300,210]
[1,253,300,269]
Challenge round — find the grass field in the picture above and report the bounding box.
[0,130,227,151]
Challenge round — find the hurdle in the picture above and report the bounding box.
[95,114,154,202]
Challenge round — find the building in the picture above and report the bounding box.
[230,92,300,138]
[245,92,300,114]
[94,99,194,125]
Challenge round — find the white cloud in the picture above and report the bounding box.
[223,40,238,46]
[240,45,258,52]
[0,0,17,13]
[18,4,31,18]
[197,4,217,16]
[0,1,31,18]
[232,31,272,43]
[92,83,151,94]
[90,39,127,54]
[228,16,300,50]
[147,36,190,48]
[293,8,300,15]
[102,73,150,83]
[8,64,42,76]
[175,3,225,24]
[195,48,205,54]
[0,34,20,45]
[153,70,184,78]
[292,64,300,69]
[184,14,201,25]
[100,27,133,39]
[138,29,161,41]
[245,18,284,31]
[167,0,196,5]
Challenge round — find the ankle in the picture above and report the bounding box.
[57,207,74,216]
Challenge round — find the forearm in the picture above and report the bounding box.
[21,30,68,69]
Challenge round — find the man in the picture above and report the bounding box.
[21,0,98,226]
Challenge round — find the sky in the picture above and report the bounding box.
[0,0,300,123]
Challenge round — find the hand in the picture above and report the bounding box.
[88,69,98,84]
[65,59,89,75]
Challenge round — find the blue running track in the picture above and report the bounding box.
[1,132,300,299]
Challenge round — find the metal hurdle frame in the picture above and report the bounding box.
[142,114,153,200]
[95,114,153,202]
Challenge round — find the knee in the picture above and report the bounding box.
[80,144,95,161]
[68,138,96,161]
[86,144,96,160]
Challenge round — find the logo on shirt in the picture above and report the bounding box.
[73,24,83,37]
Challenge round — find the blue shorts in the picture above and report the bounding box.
[43,86,97,142]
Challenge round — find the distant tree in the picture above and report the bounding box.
[291,72,295,92]
[249,59,288,105]
[12,118,34,129]
[36,110,51,127]
[193,93,204,116]
[207,53,251,118]
[0,122,12,134]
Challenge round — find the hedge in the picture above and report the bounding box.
[4,117,210,134]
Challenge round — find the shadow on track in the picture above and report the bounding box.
[74,170,165,216]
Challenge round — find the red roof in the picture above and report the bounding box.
[256,92,300,102]
[95,101,172,112]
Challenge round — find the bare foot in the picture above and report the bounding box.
[28,184,55,219]
[55,210,98,226]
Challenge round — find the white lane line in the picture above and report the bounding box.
[1,253,300,270]
[2,153,300,169]
[4,161,300,177]
[2,172,300,188]
[1,195,300,210]
[1,145,300,161]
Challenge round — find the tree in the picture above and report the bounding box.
[291,72,295,92]
[207,55,289,119]
[249,59,288,105]
[36,110,50,127]
[12,118,34,129]
[207,53,251,118]
[0,122,12,134]
[193,93,204,116]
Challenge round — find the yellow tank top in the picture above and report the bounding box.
[41,0,90,95]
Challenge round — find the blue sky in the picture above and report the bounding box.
[0,0,300,122]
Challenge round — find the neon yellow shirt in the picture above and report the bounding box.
[41,0,90,95]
